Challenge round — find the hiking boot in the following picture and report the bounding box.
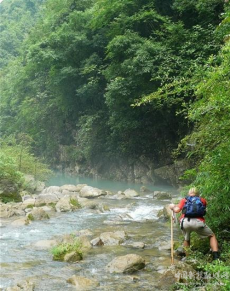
[212,251,220,261]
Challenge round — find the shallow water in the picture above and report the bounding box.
[0,174,180,290]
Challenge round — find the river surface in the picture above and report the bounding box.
[0,174,180,290]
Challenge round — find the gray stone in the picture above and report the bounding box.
[6,279,35,291]
[35,194,59,206]
[124,189,139,198]
[55,196,72,212]
[106,254,145,274]
[79,186,107,198]
[90,237,104,246]
[100,231,127,246]
[64,251,82,262]
[153,191,172,200]
[11,218,31,226]
[67,275,99,289]
[27,208,49,220]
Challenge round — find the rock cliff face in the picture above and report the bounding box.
[61,157,191,187]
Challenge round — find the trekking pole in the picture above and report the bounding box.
[171,210,174,265]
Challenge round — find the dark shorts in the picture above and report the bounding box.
[180,218,214,241]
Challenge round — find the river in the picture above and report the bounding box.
[0,174,180,290]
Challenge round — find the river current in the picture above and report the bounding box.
[0,174,180,290]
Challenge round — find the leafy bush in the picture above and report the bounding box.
[0,135,53,181]
[0,152,24,185]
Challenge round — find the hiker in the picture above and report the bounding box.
[169,187,220,260]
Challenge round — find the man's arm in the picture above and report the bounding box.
[169,204,181,213]
[169,199,185,213]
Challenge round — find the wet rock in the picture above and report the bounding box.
[75,229,94,237]
[79,186,107,198]
[22,198,36,209]
[27,208,49,220]
[60,184,79,192]
[153,191,172,200]
[114,192,127,200]
[35,194,59,206]
[78,198,98,209]
[5,278,35,291]
[158,241,171,251]
[90,237,104,246]
[123,189,139,198]
[78,235,92,252]
[158,262,196,288]
[99,231,127,246]
[106,254,145,274]
[126,242,145,249]
[1,203,25,217]
[75,184,88,192]
[64,251,83,263]
[41,186,61,194]
[140,186,152,193]
[11,217,31,226]
[55,196,72,212]
[67,275,99,289]
[163,204,172,220]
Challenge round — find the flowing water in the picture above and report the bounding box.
[0,174,180,290]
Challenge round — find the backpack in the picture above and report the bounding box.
[182,196,206,218]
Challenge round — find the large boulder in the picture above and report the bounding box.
[163,204,173,220]
[60,184,79,192]
[106,254,145,274]
[41,186,61,194]
[99,231,127,246]
[123,189,139,198]
[153,191,172,200]
[55,196,73,212]
[11,217,31,226]
[27,208,49,220]
[0,203,15,218]
[64,251,83,263]
[158,262,196,288]
[35,194,59,206]
[79,186,106,199]
[67,275,99,290]
[0,203,24,218]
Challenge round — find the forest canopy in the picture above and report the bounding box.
[0,0,230,232]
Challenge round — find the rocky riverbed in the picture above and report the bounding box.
[0,183,193,290]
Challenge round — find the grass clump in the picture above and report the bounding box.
[27,213,34,221]
[70,198,81,209]
[51,239,83,261]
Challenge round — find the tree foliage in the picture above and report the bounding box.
[0,0,229,195]
[182,39,230,231]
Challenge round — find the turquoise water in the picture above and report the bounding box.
[46,172,178,194]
